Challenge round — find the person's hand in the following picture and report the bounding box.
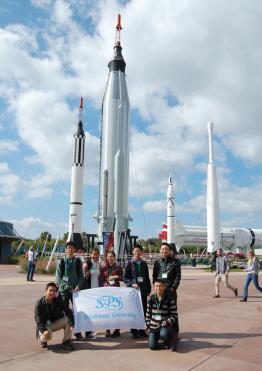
[43,330,49,339]
[132,283,139,289]
[109,275,117,280]
[70,326,74,331]
[161,321,168,327]
[73,287,80,292]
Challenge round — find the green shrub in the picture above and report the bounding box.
[7,256,20,265]
[19,256,56,275]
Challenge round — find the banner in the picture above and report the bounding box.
[73,287,146,332]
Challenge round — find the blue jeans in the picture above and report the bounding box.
[27,261,35,281]
[148,327,173,350]
[242,274,262,300]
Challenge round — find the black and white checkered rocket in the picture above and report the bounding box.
[68,98,85,250]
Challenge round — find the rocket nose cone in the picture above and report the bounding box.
[108,45,126,73]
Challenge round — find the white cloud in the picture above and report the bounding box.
[0,139,19,153]
[0,162,9,172]
[143,200,165,213]
[11,216,66,239]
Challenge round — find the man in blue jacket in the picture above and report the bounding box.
[124,245,151,338]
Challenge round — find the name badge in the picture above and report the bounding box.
[155,315,161,321]
[46,320,51,325]
[138,277,143,283]
[162,272,168,279]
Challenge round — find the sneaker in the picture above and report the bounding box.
[75,333,85,341]
[111,329,120,338]
[105,330,111,338]
[41,341,47,348]
[62,340,74,350]
[240,298,247,302]
[170,344,177,352]
[234,288,238,297]
[213,295,220,298]
[30,279,35,282]
[85,332,97,340]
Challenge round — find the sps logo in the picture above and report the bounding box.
[96,296,123,310]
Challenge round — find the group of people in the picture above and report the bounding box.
[211,247,262,302]
[34,242,181,352]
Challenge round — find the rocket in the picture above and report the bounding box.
[96,14,130,256]
[167,173,175,244]
[68,98,85,250]
[207,121,220,253]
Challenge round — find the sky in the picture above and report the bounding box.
[1,0,262,241]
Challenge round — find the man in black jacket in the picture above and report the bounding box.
[34,282,74,350]
[124,245,151,338]
[153,242,181,303]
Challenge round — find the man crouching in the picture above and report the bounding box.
[146,279,179,352]
[34,282,74,350]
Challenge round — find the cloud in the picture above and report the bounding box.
[0,139,19,153]
[11,216,66,239]
[143,200,166,213]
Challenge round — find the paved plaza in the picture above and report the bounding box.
[0,265,262,371]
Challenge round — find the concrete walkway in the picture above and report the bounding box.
[0,265,262,371]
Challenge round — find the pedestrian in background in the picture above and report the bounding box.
[240,249,262,302]
[214,248,238,298]
[26,245,36,282]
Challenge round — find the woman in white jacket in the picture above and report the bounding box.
[240,249,262,302]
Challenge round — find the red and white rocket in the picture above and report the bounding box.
[68,98,85,250]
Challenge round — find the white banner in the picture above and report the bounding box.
[73,287,146,332]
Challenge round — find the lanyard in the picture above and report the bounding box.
[155,294,162,309]
[136,261,141,275]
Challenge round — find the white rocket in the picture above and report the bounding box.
[207,121,220,253]
[167,174,175,244]
[97,15,130,256]
[68,98,85,250]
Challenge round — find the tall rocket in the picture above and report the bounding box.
[167,174,175,244]
[68,98,85,250]
[207,121,220,253]
[97,15,130,255]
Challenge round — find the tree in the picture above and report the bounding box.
[40,231,52,242]
[63,232,69,242]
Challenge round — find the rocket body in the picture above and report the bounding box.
[68,100,85,250]
[97,35,130,256]
[167,174,175,244]
[207,122,220,253]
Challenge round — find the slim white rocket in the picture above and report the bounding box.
[97,15,130,256]
[68,98,85,250]
[167,173,175,244]
[207,121,220,253]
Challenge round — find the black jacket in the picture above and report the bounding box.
[124,259,151,297]
[34,295,74,335]
[152,256,181,291]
